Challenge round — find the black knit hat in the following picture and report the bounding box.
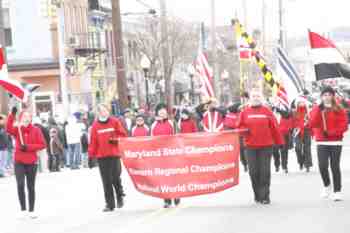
[228,101,241,113]
[321,86,335,96]
[181,108,190,116]
[155,103,167,116]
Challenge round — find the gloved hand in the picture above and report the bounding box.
[323,131,328,137]
[20,144,27,152]
[108,138,119,145]
[11,106,18,115]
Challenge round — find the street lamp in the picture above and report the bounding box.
[187,64,196,105]
[140,55,151,110]
[221,70,229,104]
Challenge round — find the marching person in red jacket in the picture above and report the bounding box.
[178,109,198,134]
[131,114,149,137]
[309,86,348,201]
[237,88,284,204]
[272,106,294,174]
[293,97,313,172]
[6,107,46,219]
[224,102,248,172]
[151,103,180,208]
[88,103,128,212]
[199,97,225,132]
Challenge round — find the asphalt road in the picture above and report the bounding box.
[1,139,350,233]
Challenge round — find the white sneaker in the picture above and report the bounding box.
[321,186,332,199]
[29,212,38,219]
[331,192,343,201]
[17,211,27,220]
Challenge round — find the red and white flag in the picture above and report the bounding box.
[194,51,215,98]
[308,30,350,81]
[0,47,29,102]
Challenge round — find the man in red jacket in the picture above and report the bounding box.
[309,86,348,201]
[88,103,128,211]
[237,89,284,204]
[7,107,46,219]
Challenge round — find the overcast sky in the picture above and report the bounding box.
[121,0,350,41]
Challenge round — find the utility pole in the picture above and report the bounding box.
[279,0,285,49]
[112,0,128,109]
[262,0,266,53]
[210,0,219,99]
[159,0,172,108]
[0,0,8,113]
[55,2,70,118]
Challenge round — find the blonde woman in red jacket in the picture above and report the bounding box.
[6,107,46,219]
[237,89,284,204]
[88,103,128,211]
[309,86,348,201]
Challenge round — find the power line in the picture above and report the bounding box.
[135,0,156,10]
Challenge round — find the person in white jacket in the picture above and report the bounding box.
[65,116,85,169]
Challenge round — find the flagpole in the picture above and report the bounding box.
[54,1,70,119]
[0,0,9,113]
[210,0,219,99]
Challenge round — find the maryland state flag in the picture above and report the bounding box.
[309,30,350,80]
[0,47,29,102]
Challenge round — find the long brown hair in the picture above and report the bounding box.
[330,97,342,112]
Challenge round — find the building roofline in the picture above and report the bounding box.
[8,61,59,72]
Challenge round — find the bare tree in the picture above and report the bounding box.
[134,16,197,104]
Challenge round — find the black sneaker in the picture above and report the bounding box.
[306,167,310,173]
[299,164,303,171]
[261,199,271,205]
[117,195,124,209]
[275,167,280,172]
[103,207,114,212]
[284,168,288,174]
[163,199,172,208]
[174,198,181,206]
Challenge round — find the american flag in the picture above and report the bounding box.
[276,85,289,110]
[194,22,215,99]
[194,51,215,98]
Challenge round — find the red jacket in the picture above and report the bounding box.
[88,117,127,158]
[279,116,294,136]
[6,114,46,164]
[223,112,239,129]
[309,105,348,141]
[237,105,284,148]
[294,106,309,138]
[179,118,198,134]
[151,119,174,136]
[131,125,149,137]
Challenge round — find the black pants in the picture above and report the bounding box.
[246,147,272,202]
[49,154,61,172]
[14,163,37,212]
[280,134,290,170]
[239,136,247,167]
[295,129,312,168]
[273,134,290,170]
[317,145,342,192]
[98,157,123,209]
